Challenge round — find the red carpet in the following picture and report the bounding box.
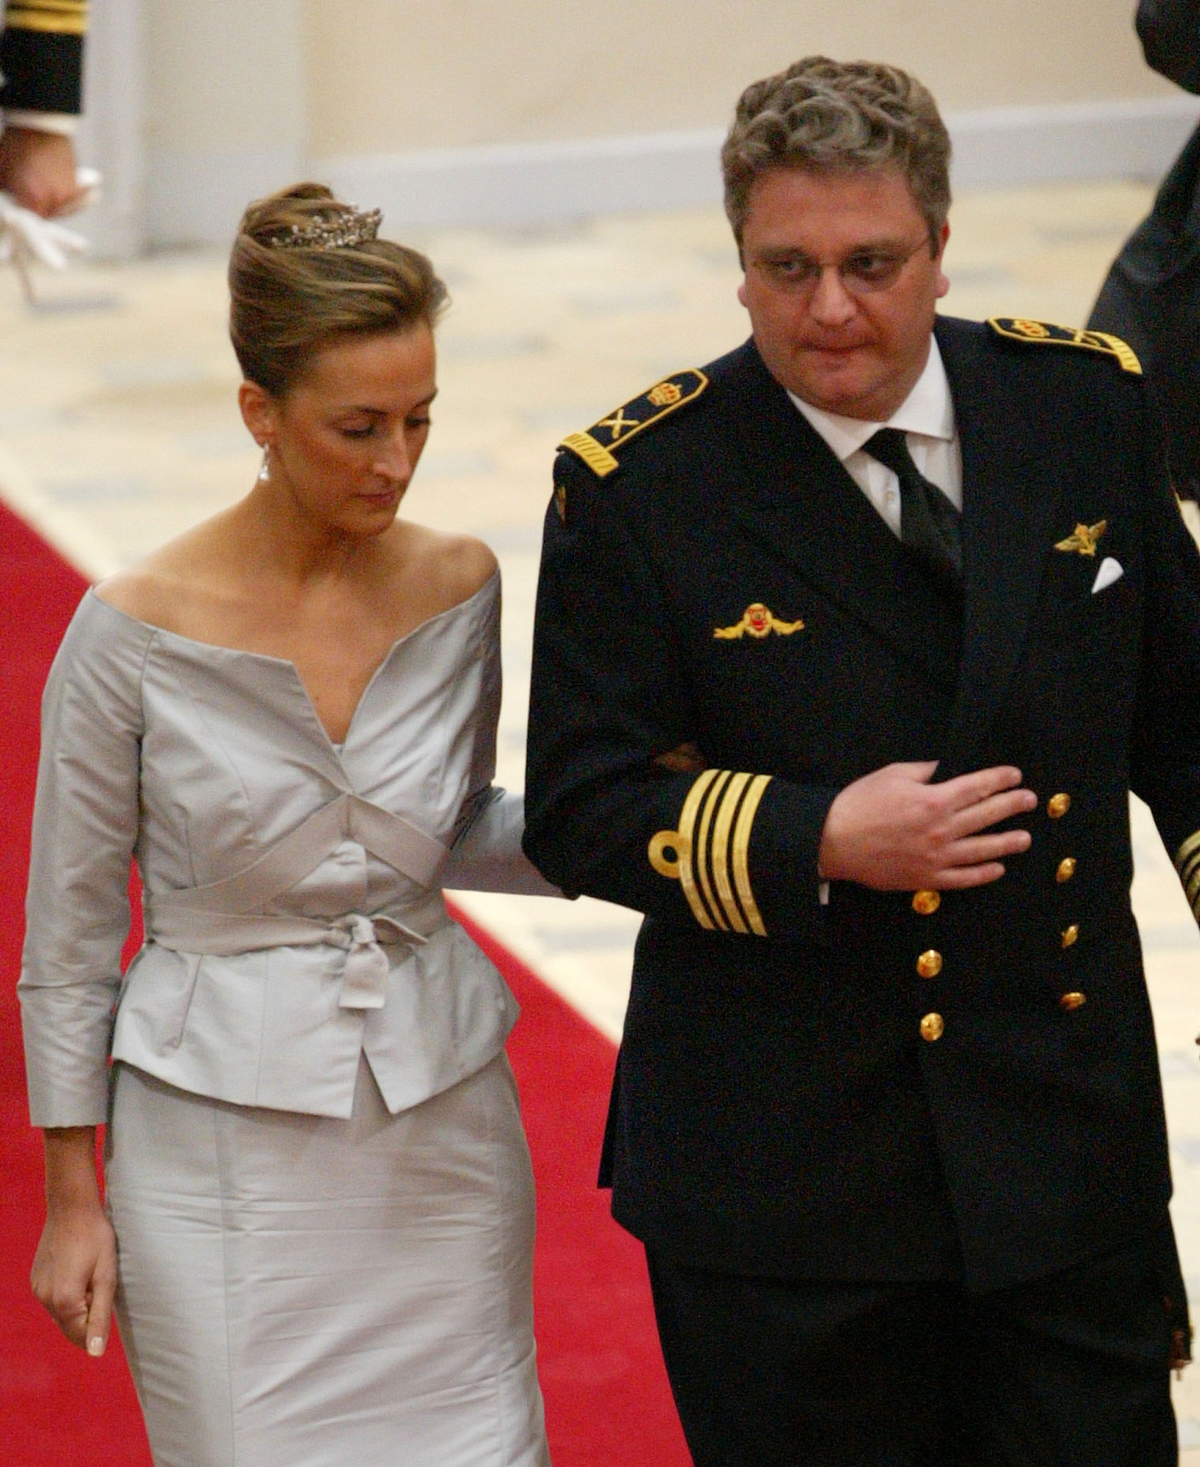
[0,501,690,1465]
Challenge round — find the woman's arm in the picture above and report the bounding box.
[30,1127,117,1355]
[443,787,562,896]
[19,596,148,1349]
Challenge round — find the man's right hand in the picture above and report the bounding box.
[817,761,1036,892]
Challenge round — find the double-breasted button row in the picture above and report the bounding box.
[920,1012,944,1042]
[913,896,943,1034]
[909,792,1085,1038]
[1047,793,1084,1010]
[916,950,943,979]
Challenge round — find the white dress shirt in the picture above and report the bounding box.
[789,339,961,905]
[789,337,962,534]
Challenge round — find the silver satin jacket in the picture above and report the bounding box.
[20,572,557,1126]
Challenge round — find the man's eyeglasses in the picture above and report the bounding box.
[750,236,934,296]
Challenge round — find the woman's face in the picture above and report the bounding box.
[244,324,438,536]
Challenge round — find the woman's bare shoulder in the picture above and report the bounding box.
[398,523,498,606]
[92,518,234,631]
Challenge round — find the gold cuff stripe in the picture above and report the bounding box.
[1176,829,1200,877]
[711,772,752,933]
[8,0,87,12]
[5,2,87,35]
[648,768,769,935]
[1186,863,1200,915]
[732,775,771,937]
[694,770,731,932]
[1180,845,1200,896]
[560,431,619,478]
[675,768,721,931]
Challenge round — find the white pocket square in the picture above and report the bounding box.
[1091,557,1123,594]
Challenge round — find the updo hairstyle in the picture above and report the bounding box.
[229,183,448,398]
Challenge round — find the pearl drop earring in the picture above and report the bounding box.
[257,444,271,483]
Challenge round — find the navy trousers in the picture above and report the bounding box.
[647,1238,1181,1467]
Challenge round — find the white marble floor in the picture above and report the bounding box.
[8,177,1200,1446]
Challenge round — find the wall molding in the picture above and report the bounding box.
[317,94,1200,235]
[85,92,1200,250]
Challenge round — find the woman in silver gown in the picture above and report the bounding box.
[20,183,555,1467]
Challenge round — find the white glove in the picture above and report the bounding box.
[0,167,100,298]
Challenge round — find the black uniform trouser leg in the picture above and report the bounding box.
[646,1241,1178,1467]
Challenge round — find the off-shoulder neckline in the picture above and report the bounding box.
[85,567,499,667]
[84,569,499,751]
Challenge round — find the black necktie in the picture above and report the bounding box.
[862,428,962,590]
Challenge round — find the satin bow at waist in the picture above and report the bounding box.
[143,792,453,1010]
[147,895,450,1009]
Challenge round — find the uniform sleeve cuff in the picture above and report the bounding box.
[4,109,78,135]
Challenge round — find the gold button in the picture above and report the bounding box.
[1047,793,1071,819]
[1059,992,1087,1012]
[916,950,943,979]
[920,1012,945,1042]
[1061,924,1079,949]
[1056,858,1077,883]
[912,889,941,916]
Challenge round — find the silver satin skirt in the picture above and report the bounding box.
[105,1053,550,1467]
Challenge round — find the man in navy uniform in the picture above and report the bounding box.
[524,55,1200,1466]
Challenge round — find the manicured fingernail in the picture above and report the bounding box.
[87,1336,105,1357]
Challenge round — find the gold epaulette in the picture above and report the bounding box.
[1175,830,1200,921]
[5,0,88,36]
[559,369,708,479]
[987,318,1141,374]
[648,769,771,936]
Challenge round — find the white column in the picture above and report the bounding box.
[74,0,146,258]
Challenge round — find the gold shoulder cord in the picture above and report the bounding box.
[648,770,771,935]
[558,369,709,480]
[986,318,1142,374]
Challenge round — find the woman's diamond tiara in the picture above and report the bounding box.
[269,205,383,251]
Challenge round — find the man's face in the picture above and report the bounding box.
[737,166,950,421]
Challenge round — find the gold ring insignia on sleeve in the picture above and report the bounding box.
[648,769,772,935]
[1175,829,1200,920]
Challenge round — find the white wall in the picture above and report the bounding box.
[306,0,1172,156]
[82,0,1200,251]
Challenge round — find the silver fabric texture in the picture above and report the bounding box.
[20,571,556,1125]
[107,1054,550,1467]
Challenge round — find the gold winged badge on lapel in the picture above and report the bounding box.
[714,603,805,639]
[1054,521,1107,557]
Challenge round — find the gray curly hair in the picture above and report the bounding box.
[722,56,952,251]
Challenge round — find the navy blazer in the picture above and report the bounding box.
[0,0,86,116]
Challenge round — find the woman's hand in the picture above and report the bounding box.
[32,1127,117,1356]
